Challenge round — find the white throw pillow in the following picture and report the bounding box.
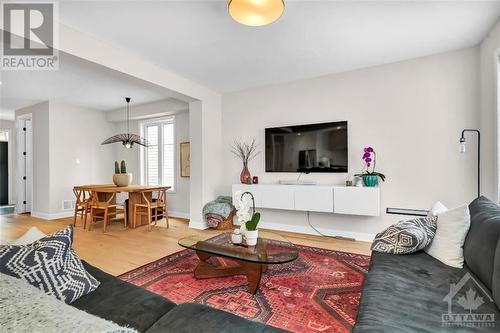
[425,205,471,268]
[10,227,47,245]
[428,201,448,217]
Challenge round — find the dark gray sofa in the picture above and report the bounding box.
[353,196,500,332]
[73,261,284,333]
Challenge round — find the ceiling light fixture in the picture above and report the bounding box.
[228,0,285,26]
[101,97,148,149]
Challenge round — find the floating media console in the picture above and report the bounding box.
[232,184,380,216]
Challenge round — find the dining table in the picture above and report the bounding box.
[73,184,170,228]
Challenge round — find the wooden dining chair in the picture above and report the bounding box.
[73,188,91,229]
[89,190,126,232]
[132,188,168,231]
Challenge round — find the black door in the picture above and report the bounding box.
[0,142,8,205]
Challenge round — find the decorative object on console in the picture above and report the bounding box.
[112,160,132,187]
[0,225,99,304]
[101,97,147,148]
[355,146,386,187]
[371,216,437,254]
[252,176,259,184]
[459,129,480,198]
[231,139,259,184]
[424,204,471,268]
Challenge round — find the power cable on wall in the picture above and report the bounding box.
[306,211,355,241]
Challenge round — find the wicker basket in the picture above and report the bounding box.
[213,209,236,230]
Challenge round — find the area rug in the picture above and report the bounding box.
[119,238,371,333]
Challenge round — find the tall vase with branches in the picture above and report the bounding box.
[231,139,259,184]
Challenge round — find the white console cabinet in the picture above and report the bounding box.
[232,184,380,216]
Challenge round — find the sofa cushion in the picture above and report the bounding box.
[145,303,285,333]
[371,216,437,254]
[353,251,500,332]
[465,196,500,291]
[425,204,470,268]
[493,239,500,310]
[0,225,99,304]
[0,273,137,333]
[72,261,176,332]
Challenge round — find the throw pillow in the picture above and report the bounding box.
[371,217,437,254]
[425,204,471,268]
[428,201,448,217]
[10,226,47,245]
[0,225,99,303]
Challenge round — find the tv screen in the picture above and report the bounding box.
[265,121,348,173]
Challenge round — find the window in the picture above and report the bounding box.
[142,118,175,190]
[0,130,8,142]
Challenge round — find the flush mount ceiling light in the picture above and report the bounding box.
[228,0,285,26]
[101,97,147,149]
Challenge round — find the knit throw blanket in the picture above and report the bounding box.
[0,273,137,333]
[203,196,234,228]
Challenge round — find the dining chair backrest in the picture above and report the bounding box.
[73,188,91,206]
[140,188,167,207]
[90,190,116,207]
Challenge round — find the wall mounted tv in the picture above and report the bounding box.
[265,121,348,173]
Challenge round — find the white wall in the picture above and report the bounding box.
[479,20,500,201]
[48,102,116,215]
[0,120,16,205]
[114,109,191,217]
[222,48,479,239]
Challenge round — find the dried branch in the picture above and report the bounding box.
[231,139,260,165]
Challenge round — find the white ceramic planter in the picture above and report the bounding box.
[113,173,133,187]
[245,229,258,246]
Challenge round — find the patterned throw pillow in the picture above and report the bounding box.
[0,225,99,303]
[371,217,437,254]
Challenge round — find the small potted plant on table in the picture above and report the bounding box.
[355,147,386,187]
[234,191,261,246]
[113,160,133,187]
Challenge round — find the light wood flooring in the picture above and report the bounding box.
[0,213,371,276]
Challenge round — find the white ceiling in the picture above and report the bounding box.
[58,1,500,92]
[0,52,178,120]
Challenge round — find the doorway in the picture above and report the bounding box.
[0,131,8,205]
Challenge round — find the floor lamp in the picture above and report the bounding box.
[459,129,480,198]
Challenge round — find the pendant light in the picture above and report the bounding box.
[228,0,285,26]
[101,97,148,148]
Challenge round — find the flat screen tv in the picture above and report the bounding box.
[265,121,348,173]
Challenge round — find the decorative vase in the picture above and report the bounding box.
[113,173,133,187]
[245,229,258,246]
[240,163,251,184]
[231,229,243,244]
[363,175,378,187]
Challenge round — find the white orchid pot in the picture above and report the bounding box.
[113,173,133,187]
[245,229,258,246]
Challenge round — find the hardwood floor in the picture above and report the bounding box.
[0,213,371,276]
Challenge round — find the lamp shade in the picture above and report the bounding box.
[228,0,285,26]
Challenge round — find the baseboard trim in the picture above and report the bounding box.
[31,211,74,220]
[168,211,190,219]
[189,220,208,230]
[233,220,374,242]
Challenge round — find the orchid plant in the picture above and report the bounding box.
[355,146,386,181]
[234,190,261,231]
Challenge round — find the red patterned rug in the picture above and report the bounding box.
[119,238,370,333]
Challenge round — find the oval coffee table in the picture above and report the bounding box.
[178,231,298,294]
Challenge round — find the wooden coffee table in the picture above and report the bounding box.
[178,231,298,294]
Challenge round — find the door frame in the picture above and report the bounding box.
[0,128,12,205]
[16,114,33,214]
